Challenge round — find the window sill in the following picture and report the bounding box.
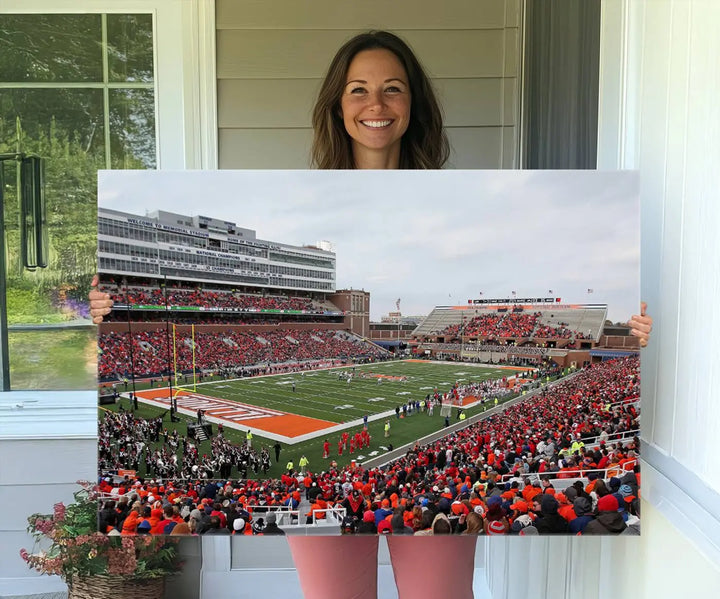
[0,391,97,440]
[642,446,720,565]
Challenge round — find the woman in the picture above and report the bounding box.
[310,30,449,170]
[90,30,654,599]
[271,31,473,599]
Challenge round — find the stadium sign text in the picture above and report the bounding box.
[469,297,561,304]
[125,217,210,239]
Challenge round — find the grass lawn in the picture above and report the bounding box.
[101,360,538,480]
[10,328,96,389]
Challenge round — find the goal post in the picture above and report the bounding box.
[172,323,198,393]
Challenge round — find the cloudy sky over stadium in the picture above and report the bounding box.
[99,170,639,323]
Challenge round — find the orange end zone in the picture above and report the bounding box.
[404,359,532,373]
[246,414,334,437]
[460,394,478,406]
[138,388,177,400]
[134,388,336,438]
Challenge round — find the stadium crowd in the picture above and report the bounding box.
[418,342,552,356]
[101,283,328,313]
[534,323,589,340]
[437,311,591,341]
[103,313,338,326]
[98,328,386,380]
[99,356,640,536]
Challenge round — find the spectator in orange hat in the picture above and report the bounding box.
[555,493,577,522]
[121,507,141,535]
[374,499,393,526]
[357,510,377,535]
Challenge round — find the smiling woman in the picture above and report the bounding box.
[311,31,449,170]
[340,48,411,169]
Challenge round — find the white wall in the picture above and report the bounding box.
[487,0,720,596]
[0,393,97,597]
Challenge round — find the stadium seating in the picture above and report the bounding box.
[412,306,608,342]
[99,328,385,379]
[100,282,336,314]
[99,356,639,537]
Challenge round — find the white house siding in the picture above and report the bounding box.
[215,0,522,169]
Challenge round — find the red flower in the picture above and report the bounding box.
[53,503,66,522]
[107,546,137,576]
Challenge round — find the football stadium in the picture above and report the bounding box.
[97,207,640,537]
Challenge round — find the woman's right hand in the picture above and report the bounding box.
[89,274,113,324]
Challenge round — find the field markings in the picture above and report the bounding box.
[134,361,511,443]
[134,388,336,440]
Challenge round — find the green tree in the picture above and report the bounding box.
[1,12,155,324]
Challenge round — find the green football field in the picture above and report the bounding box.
[183,359,523,424]
[102,360,533,480]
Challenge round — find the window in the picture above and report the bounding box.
[0,12,156,389]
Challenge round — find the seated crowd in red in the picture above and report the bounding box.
[98,329,385,379]
[99,356,640,536]
[439,311,591,341]
[102,283,325,313]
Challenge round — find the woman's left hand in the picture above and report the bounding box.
[89,274,113,324]
[629,301,653,348]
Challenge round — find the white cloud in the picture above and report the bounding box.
[98,170,640,322]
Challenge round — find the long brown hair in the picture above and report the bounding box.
[311,31,449,169]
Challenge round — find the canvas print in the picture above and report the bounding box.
[96,169,640,537]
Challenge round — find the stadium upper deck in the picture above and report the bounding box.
[412,303,608,343]
[100,281,341,316]
[98,208,336,293]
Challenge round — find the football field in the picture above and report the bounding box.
[107,359,535,478]
[134,360,530,443]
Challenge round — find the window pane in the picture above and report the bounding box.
[109,88,157,168]
[0,88,106,159]
[0,13,157,391]
[9,328,96,389]
[1,89,103,308]
[0,14,102,82]
[107,14,154,83]
[1,89,102,389]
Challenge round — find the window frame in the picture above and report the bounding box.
[1,0,218,171]
[0,0,216,413]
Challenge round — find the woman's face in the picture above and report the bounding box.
[340,48,411,162]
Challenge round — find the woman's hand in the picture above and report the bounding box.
[628,301,653,348]
[89,274,113,324]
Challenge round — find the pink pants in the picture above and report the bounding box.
[287,535,477,599]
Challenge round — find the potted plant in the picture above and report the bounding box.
[20,480,182,599]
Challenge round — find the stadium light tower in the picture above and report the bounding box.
[396,298,401,352]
